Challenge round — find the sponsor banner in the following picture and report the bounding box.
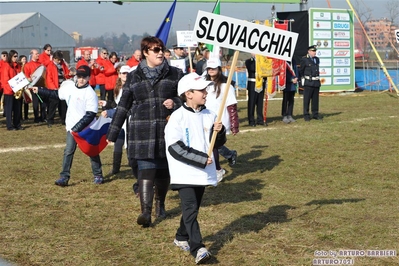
[333,40,350,48]
[319,67,332,76]
[316,40,331,48]
[316,49,332,57]
[320,76,332,85]
[333,12,351,21]
[334,58,351,66]
[319,58,332,67]
[333,31,351,39]
[313,12,332,20]
[334,49,351,57]
[333,76,351,85]
[313,30,332,39]
[193,10,298,61]
[314,21,331,30]
[334,67,351,75]
[333,22,350,30]
[176,31,198,48]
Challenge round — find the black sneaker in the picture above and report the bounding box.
[228,150,237,166]
[55,176,69,187]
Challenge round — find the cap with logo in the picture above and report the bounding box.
[76,65,91,77]
[178,73,214,95]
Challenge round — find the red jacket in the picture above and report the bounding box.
[1,62,21,95]
[103,59,118,90]
[23,61,42,81]
[46,61,70,90]
[76,58,96,87]
[94,56,107,85]
[39,52,51,67]
[0,61,4,92]
[127,56,140,67]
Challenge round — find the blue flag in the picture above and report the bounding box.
[155,0,177,45]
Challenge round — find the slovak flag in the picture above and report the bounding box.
[72,116,112,157]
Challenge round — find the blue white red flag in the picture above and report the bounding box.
[155,0,177,45]
[72,116,112,157]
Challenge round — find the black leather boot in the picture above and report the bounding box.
[137,179,154,227]
[154,171,170,219]
[109,152,122,175]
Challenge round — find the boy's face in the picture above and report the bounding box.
[187,88,208,106]
[76,75,89,87]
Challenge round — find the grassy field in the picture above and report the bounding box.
[1,90,399,266]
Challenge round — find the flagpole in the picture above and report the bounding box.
[207,50,239,157]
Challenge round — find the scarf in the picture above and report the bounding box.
[140,59,166,85]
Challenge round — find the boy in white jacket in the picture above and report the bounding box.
[165,73,226,264]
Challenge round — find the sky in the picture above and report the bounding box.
[0,0,392,39]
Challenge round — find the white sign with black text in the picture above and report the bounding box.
[176,31,198,48]
[395,29,399,43]
[193,10,298,61]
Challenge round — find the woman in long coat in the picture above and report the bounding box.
[107,36,183,227]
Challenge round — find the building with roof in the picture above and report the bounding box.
[0,12,75,64]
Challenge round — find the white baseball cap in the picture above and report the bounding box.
[206,58,221,69]
[178,73,213,96]
[119,65,131,73]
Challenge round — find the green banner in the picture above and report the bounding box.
[309,8,355,92]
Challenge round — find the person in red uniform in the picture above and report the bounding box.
[76,50,96,88]
[126,49,141,68]
[0,51,8,113]
[45,50,70,127]
[103,51,118,102]
[39,44,52,68]
[24,49,46,123]
[93,48,108,100]
[1,50,23,130]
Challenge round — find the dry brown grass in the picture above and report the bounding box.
[1,90,399,265]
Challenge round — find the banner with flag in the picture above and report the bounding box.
[205,0,220,52]
[72,116,112,157]
[155,0,177,45]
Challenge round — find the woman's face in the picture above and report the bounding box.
[144,45,164,68]
[20,57,27,64]
[110,55,117,63]
[119,71,128,83]
[11,54,18,63]
[207,67,218,79]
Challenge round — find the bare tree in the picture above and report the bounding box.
[385,0,399,23]
[352,0,373,57]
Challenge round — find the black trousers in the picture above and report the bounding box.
[4,94,21,130]
[303,85,320,118]
[47,97,59,125]
[176,186,206,258]
[58,100,67,124]
[282,90,296,117]
[105,89,114,103]
[247,81,265,125]
[99,84,106,101]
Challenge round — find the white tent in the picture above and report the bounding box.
[0,12,75,64]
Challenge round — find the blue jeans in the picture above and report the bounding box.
[60,131,103,178]
[218,145,234,160]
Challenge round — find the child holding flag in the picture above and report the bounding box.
[165,72,226,264]
[32,65,104,186]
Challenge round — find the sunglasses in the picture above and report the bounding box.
[13,55,18,58]
[148,47,164,54]
[103,52,108,55]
